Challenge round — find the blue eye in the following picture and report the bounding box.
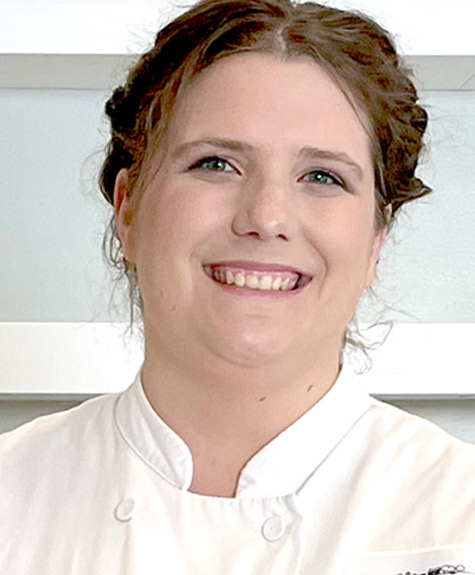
[189,156,235,173]
[301,170,343,186]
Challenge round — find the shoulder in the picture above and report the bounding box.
[359,397,475,540]
[367,396,475,456]
[0,392,119,471]
[0,391,135,562]
[363,396,475,473]
[0,391,124,530]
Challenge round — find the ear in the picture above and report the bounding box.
[365,204,392,286]
[365,222,389,289]
[114,168,136,263]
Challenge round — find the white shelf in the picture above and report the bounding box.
[1,54,475,91]
[0,323,143,396]
[0,54,135,90]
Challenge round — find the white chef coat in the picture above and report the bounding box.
[1,365,475,575]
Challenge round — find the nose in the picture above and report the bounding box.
[231,179,296,242]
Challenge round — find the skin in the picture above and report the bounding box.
[114,53,387,497]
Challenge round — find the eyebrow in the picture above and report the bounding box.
[173,138,254,157]
[173,138,364,181]
[299,146,364,181]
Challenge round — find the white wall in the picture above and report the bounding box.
[1,0,474,55]
[1,88,114,321]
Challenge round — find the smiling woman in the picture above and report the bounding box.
[1,0,475,574]
[115,54,382,385]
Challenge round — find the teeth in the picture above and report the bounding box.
[235,273,245,287]
[209,267,300,292]
[245,274,260,289]
[272,277,282,290]
[259,275,273,290]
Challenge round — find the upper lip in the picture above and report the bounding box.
[203,260,312,277]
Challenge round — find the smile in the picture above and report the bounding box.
[203,263,312,292]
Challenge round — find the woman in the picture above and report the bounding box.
[1,0,475,573]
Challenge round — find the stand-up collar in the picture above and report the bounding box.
[114,365,371,498]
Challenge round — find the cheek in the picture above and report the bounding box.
[307,199,376,256]
[134,181,229,267]
[302,201,379,306]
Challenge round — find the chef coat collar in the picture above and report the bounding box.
[114,364,371,498]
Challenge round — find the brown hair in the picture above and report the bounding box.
[99,0,431,315]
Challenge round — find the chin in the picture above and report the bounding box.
[211,330,292,369]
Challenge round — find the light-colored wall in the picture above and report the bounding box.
[1,89,114,321]
[1,0,474,55]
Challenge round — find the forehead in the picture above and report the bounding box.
[168,53,372,169]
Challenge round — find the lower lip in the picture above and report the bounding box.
[205,274,311,299]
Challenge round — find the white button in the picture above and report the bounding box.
[261,515,286,541]
[115,498,136,522]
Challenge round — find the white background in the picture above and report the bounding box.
[1,0,475,55]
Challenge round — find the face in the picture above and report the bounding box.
[116,54,386,370]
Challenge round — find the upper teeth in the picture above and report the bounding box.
[207,267,299,291]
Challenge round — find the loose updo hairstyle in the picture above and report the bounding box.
[99,0,431,321]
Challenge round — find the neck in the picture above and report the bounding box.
[140,330,341,497]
